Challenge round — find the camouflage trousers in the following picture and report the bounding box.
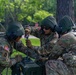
[45,60,74,75]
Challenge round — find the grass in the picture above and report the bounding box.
[21,38,40,46]
[2,38,40,75]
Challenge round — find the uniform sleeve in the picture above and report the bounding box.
[32,32,59,60]
[48,43,64,59]
[62,52,76,67]
[31,41,57,60]
[14,41,41,59]
[14,41,28,53]
[48,36,67,59]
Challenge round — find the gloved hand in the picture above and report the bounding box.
[15,55,22,63]
[26,40,33,48]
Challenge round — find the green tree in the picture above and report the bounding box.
[33,10,53,23]
[0,0,56,25]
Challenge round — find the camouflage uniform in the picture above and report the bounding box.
[14,40,40,59]
[25,16,59,75]
[45,16,76,75]
[31,30,58,61]
[27,16,59,62]
[0,22,26,74]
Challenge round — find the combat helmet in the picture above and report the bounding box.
[41,16,58,32]
[58,15,74,34]
[6,22,25,41]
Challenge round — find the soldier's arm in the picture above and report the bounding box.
[49,33,76,59]
[62,52,76,67]
[48,37,66,59]
[35,32,58,57]
[14,41,28,53]
[26,34,59,59]
[14,41,41,59]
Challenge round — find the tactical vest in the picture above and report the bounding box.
[0,32,10,66]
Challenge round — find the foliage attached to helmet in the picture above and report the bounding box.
[58,16,74,34]
[41,16,58,32]
[6,22,25,41]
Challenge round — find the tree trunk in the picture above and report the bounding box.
[56,0,74,23]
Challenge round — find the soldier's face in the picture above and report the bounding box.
[15,36,21,42]
[25,29,30,36]
[43,28,52,34]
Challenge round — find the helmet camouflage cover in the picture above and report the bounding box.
[6,22,25,37]
[41,16,58,31]
[59,15,74,34]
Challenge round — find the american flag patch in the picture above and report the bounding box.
[4,45,9,52]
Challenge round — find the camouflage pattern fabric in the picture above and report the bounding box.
[14,27,58,61]
[15,27,58,62]
[62,52,76,75]
[0,22,25,74]
[0,35,11,74]
[45,32,76,75]
[0,36,30,74]
[28,28,58,61]
[14,41,40,59]
[0,37,10,66]
[0,36,28,74]
[45,60,71,75]
[35,32,58,57]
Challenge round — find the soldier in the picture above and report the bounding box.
[26,16,59,62]
[24,25,31,38]
[45,16,76,75]
[25,16,59,75]
[0,22,27,75]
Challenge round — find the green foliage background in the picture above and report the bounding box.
[0,0,76,24]
[0,0,56,24]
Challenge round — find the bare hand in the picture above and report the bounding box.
[26,40,32,48]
